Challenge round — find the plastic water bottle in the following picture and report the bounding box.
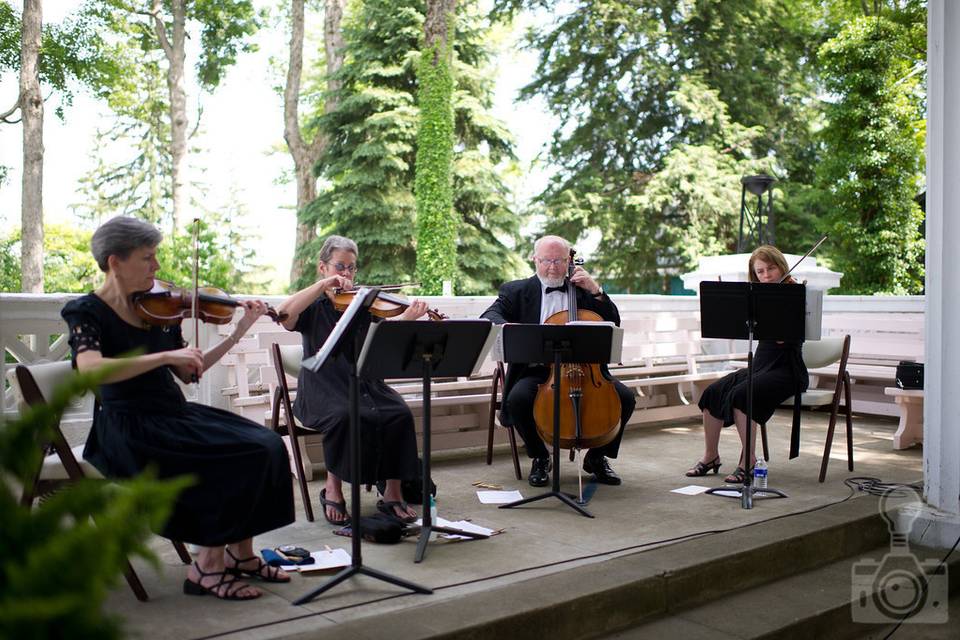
[428,495,439,540]
[754,457,768,489]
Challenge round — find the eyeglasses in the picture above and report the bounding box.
[327,262,358,275]
[536,257,567,267]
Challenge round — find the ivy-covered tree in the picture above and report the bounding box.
[817,13,925,294]
[302,0,524,293]
[415,0,458,294]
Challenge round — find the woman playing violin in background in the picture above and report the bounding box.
[61,216,294,601]
[686,245,809,483]
[277,235,426,525]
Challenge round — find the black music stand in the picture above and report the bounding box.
[358,319,496,562]
[498,323,617,519]
[293,288,431,605]
[699,281,806,509]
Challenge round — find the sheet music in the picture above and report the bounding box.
[805,289,823,340]
[302,287,377,372]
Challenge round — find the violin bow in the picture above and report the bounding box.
[779,234,828,283]
[190,218,201,382]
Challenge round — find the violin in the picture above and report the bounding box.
[132,279,288,327]
[330,287,447,321]
[532,249,621,450]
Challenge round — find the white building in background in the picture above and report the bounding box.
[680,253,842,293]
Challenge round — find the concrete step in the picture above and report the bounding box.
[604,544,960,640]
[314,495,915,640]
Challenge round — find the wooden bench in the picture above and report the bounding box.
[884,387,924,449]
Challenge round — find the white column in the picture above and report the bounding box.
[924,0,960,517]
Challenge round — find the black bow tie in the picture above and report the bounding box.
[545,283,568,294]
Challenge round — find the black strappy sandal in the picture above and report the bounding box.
[225,548,291,583]
[183,562,261,600]
[686,456,721,477]
[724,466,752,484]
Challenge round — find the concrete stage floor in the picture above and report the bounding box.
[104,409,933,640]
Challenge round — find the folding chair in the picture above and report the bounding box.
[484,361,522,480]
[759,335,854,482]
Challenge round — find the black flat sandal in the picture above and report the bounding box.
[686,456,721,477]
[183,562,260,600]
[225,548,291,583]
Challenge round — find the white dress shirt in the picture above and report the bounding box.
[539,278,569,324]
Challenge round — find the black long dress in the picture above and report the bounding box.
[61,294,294,547]
[698,340,809,427]
[291,297,418,484]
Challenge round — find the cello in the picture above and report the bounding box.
[532,249,621,452]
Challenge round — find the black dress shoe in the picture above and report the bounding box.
[583,455,621,485]
[528,457,551,487]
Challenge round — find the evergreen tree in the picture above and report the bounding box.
[301,0,524,293]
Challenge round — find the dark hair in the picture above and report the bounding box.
[90,217,163,272]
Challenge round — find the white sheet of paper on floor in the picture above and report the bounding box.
[710,489,742,498]
[477,489,523,504]
[296,548,351,572]
[670,485,711,495]
[413,516,499,541]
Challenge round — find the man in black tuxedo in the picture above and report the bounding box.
[481,235,636,487]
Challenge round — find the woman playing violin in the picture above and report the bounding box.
[277,235,426,525]
[686,245,809,483]
[61,216,294,601]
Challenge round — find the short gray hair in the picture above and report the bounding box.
[91,216,163,272]
[532,235,570,259]
[318,235,358,264]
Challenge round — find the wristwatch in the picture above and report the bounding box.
[592,287,605,298]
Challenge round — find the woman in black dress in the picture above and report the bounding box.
[686,245,809,483]
[61,217,295,601]
[277,236,424,525]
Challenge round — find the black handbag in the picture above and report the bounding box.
[896,361,923,390]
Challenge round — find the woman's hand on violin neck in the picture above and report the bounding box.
[569,266,601,295]
[320,274,352,294]
[235,300,268,334]
[395,299,429,321]
[166,347,205,380]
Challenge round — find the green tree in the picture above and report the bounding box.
[0,224,100,294]
[302,0,524,293]
[88,0,261,229]
[73,58,171,227]
[817,14,925,294]
[493,1,825,288]
[0,367,186,640]
[415,0,458,295]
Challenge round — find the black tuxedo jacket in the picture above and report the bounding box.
[480,275,621,426]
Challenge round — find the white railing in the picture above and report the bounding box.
[2,292,925,440]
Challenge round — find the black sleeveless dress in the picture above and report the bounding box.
[61,294,294,547]
[698,340,809,427]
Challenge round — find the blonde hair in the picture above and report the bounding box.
[748,245,791,283]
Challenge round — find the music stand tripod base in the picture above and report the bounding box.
[705,484,788,509]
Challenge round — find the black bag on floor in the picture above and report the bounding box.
[334,513,404,544]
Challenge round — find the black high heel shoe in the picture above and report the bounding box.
[686,456,721,477]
